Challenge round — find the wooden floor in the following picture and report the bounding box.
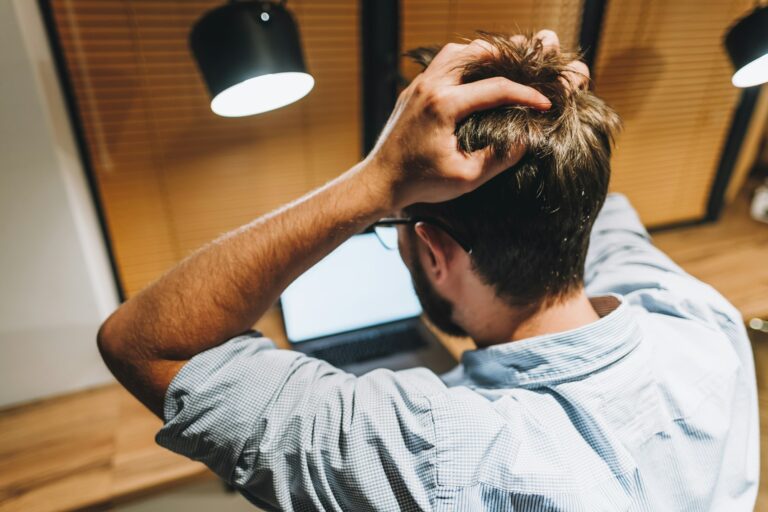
[1,182,767,511]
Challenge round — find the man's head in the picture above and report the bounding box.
[398,32,621,339]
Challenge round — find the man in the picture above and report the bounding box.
[98,31,759,511]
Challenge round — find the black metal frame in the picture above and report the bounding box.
[706,86,761,222]
[372,217,474,254]
[360,0,400,155]
[578,0,608,73]
[37,0,126,300]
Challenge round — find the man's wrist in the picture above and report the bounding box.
[351,158,400,215]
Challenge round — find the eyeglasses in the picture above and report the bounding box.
[370,217,473,254]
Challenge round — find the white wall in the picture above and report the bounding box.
[0,0,119,408]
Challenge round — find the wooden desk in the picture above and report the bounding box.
[2,183,767,512]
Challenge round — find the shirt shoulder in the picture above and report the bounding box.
[158,333,452,510]
[426,383,640,507]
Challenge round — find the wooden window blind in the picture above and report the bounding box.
[401,0,585,80]
[48,0,361,297]
[48,0,759,298]
[403,0,759,228]
[593,0,755,226]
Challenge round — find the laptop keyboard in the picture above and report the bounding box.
[307,323,427,367]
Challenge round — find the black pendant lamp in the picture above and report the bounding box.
[190,0,314,117]
[725,5,768,87]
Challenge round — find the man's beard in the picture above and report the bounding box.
[409,249,468,338]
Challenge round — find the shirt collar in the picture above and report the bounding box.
[460,295,641,389]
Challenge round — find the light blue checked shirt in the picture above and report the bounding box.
[157,194,759,511]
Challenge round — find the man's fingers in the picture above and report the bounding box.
[423,42,468,80]
[535,29,560,52]
[562,60,591,91]
[464,144,525,189]
[425,39,499,84]
[510,34,526,46]
[448,76,551,121]
[479,143,525,170]
[462,38,496,59]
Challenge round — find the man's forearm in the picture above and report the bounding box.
[98,161,390,413]
[98,39,552,416]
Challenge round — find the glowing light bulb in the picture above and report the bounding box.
[210,72,315,117]
[732,53,768,87]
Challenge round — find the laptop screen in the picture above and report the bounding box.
[281,233,423,343]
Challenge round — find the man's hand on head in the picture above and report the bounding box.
[362,30,589,211]
[533,30,591,91]
[98,29,589,419]
[363,39,551,210]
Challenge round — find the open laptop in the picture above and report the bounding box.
[280,233,456,376]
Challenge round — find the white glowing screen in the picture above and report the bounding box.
[732,53,768,88]
[211,72,314,117]
[281,233,422,342]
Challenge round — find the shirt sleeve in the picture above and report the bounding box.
[156,332,445,512]
[585,193,742,327]
[584,193,687,293]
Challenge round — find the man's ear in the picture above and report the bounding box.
[413,222,458,283]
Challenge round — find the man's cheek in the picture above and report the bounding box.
[397,228,412,268]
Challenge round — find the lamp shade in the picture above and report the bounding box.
[190,1,314,117]
[725,5,768,88]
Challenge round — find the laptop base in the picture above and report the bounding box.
[292,319,457,376]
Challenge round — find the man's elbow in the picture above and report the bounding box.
[97,312,130,374]
[96,311,176,418]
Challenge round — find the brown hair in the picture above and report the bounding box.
[405,32,621,305]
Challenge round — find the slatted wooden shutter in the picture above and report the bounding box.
[49,0,760,297]
[401,0,585,79]
[403,0,758,227]
[49,0,361,297]
[593,0,755,226]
